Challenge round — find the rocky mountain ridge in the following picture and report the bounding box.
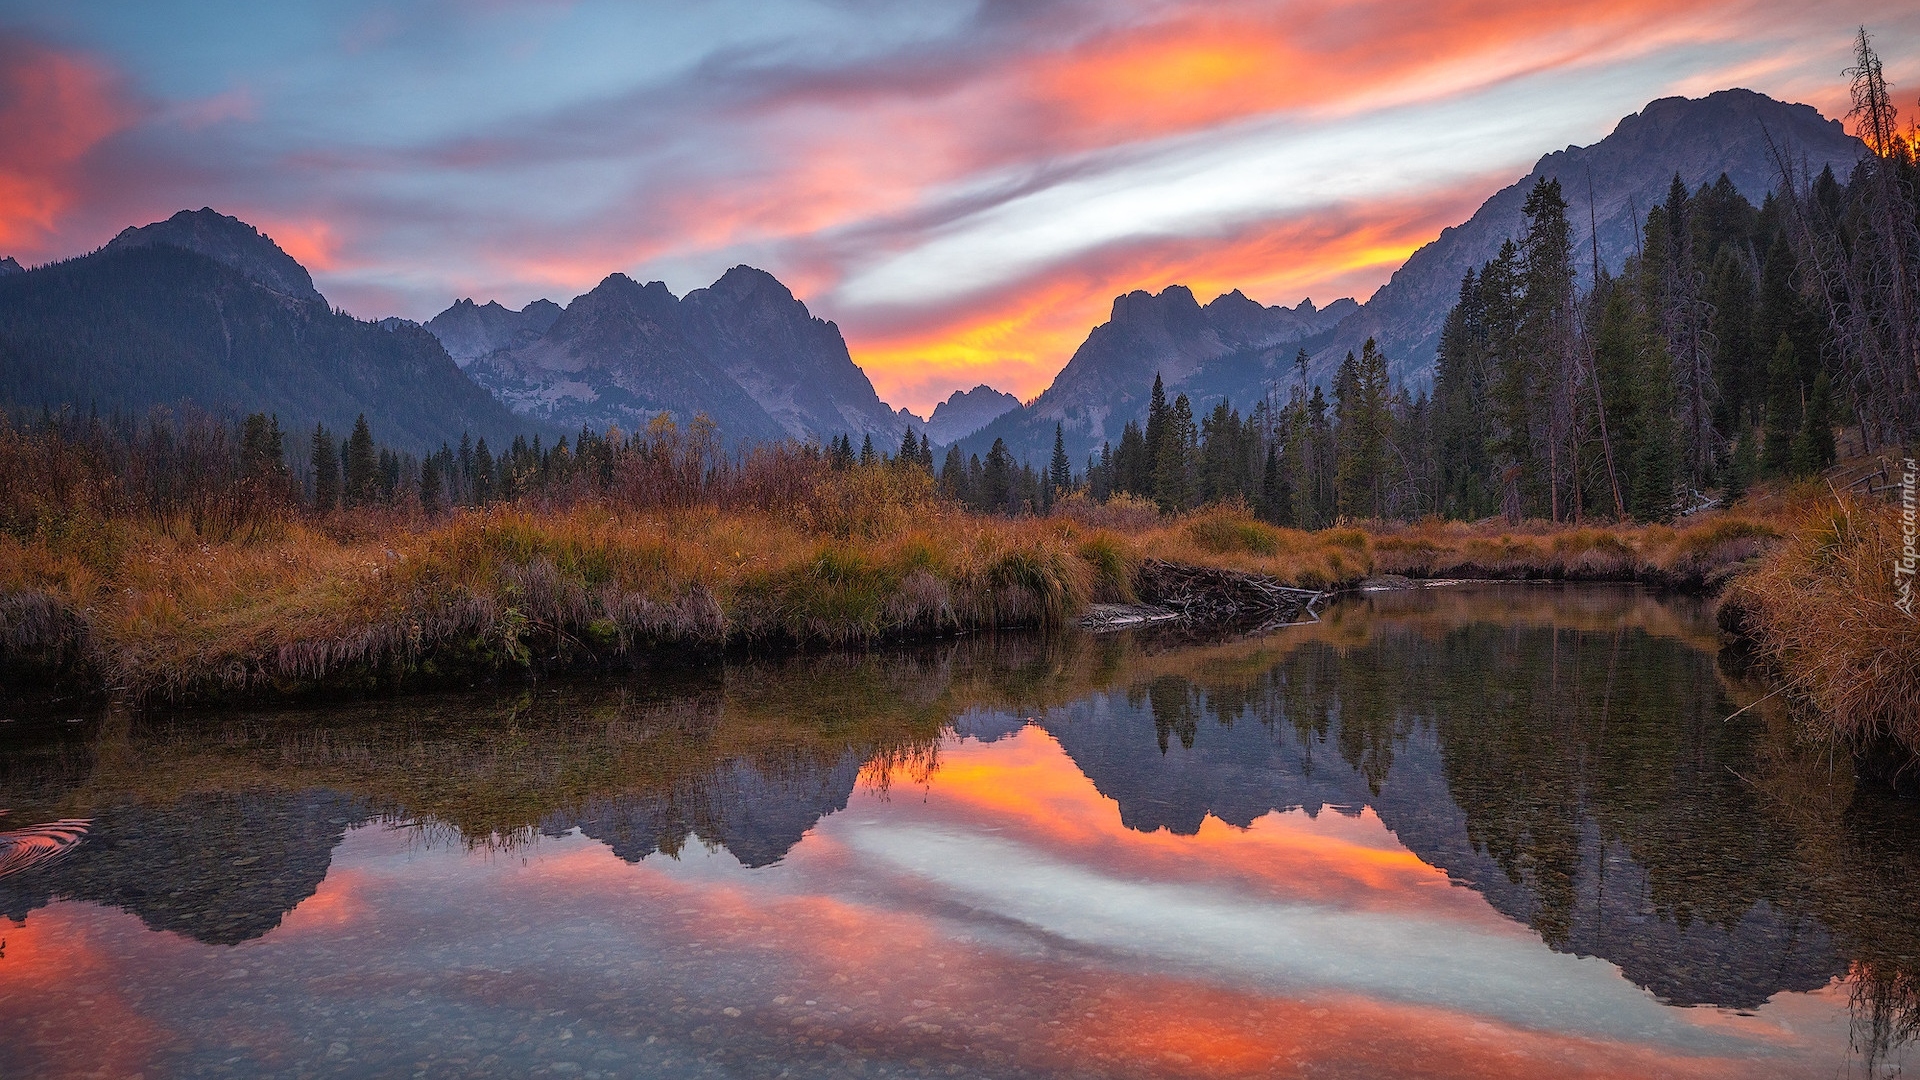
[444,266,907,447]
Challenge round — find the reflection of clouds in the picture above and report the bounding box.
[838,819,1785,1056]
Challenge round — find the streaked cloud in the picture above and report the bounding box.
[0,0,1914,411]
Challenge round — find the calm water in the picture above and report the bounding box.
[2,584,1917,1079]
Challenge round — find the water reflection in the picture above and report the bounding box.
[0,584,1914,1078]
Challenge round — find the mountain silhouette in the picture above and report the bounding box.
[0,209,542,453]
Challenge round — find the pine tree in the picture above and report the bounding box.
[859,433,876,467]
[1723,428,1756,505]
[1333,342,1390,519]
[343,415,378,507]
[240,413,286,482]
[1760,334,1801,475]
[898,425,919,468]
[1791,371,1837,474]
[983,438,1014,513]
[1143,374,1168,481]
[939,444,968,502]
[311,423,339,511]
[1262,443,1293,526]
[1048,423,1072,493]
[420,457,443,516]
[473,437,494,502]
[1153,393,1195,512]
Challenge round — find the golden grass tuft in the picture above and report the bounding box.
[1734,493,1920,771]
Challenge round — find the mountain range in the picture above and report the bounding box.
[912,385,1023,445]
[963,89,1866,465]
[0,89,1873,468]
[959,289,1356,464]
[0,209,536,454]
[425,297,563,366]
[442,266,909,447]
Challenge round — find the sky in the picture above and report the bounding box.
[1,1,1916,415]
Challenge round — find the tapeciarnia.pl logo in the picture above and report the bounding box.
[1898,457,1917,619]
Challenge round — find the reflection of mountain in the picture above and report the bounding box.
[0,592,1881,1006]
[548,755,865,868]
[0,791,369,945]
[1032,607,1844,1009]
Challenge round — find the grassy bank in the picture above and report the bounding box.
[1724,486,1920,784]
[1,475,1789,704]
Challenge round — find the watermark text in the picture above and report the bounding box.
[1897,457,1917,618]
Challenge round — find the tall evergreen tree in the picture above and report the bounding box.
[1143,374,1168,482]
[1760,334,1802,475]
[1153,393,1195,512]
[983,438,1014,513]
[1048,423,1072,493]
[311,423,339,511]
[343,414,378,506]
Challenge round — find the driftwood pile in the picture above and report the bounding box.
[1091,558,1325,630]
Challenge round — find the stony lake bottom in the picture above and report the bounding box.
[1,583,1916,1079]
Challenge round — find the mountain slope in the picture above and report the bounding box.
[450,266,906,446]
[0,212,539,453]
[467,273,791,444]
[104,208,326,306]
[680,266,903,442]
[960,287,1354,464]
[425,297,562,367]
[966,88,1865,466]
[1313,88,1866,387]
[923,385,1020,445]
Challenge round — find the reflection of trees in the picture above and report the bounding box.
[1068,586,1856,1006]
[1419,622,1809,949]
[1746,705,1920,1069]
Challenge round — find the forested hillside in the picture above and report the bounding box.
[1058,88,1914,527]
[0,236,540,454]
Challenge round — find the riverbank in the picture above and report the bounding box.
[1723,487,1920,788]
[2,487,1791,705]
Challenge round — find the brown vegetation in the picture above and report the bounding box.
[0,414,1798,706]
[1727,488,1920,780]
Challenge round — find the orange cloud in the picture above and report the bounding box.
[0,38,136,254]
[845,188,1488,411]
[251,216,341,272]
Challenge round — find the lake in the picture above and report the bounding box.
[1,583,1915,1078]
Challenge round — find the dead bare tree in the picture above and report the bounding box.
[1764,29,1920,448]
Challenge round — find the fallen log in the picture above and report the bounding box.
[1128,559,1327,628]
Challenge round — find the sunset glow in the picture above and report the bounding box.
[0,0,1913,411]
[0,724,1851,1077]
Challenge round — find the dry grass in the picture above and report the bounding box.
[1730,492,1920,771]
[1365,512,1780,589]
[3,486,1123,700]
[0,449,1808,704]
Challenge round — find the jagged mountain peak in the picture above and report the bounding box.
[104,208,324,306]
[0,256,22,277]
[1,212,538,452]
[449,264,903,447]
[1110,284,1201,325]
[702,264,798,305]
[924,384,1021,445]
[424,295,560,367]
